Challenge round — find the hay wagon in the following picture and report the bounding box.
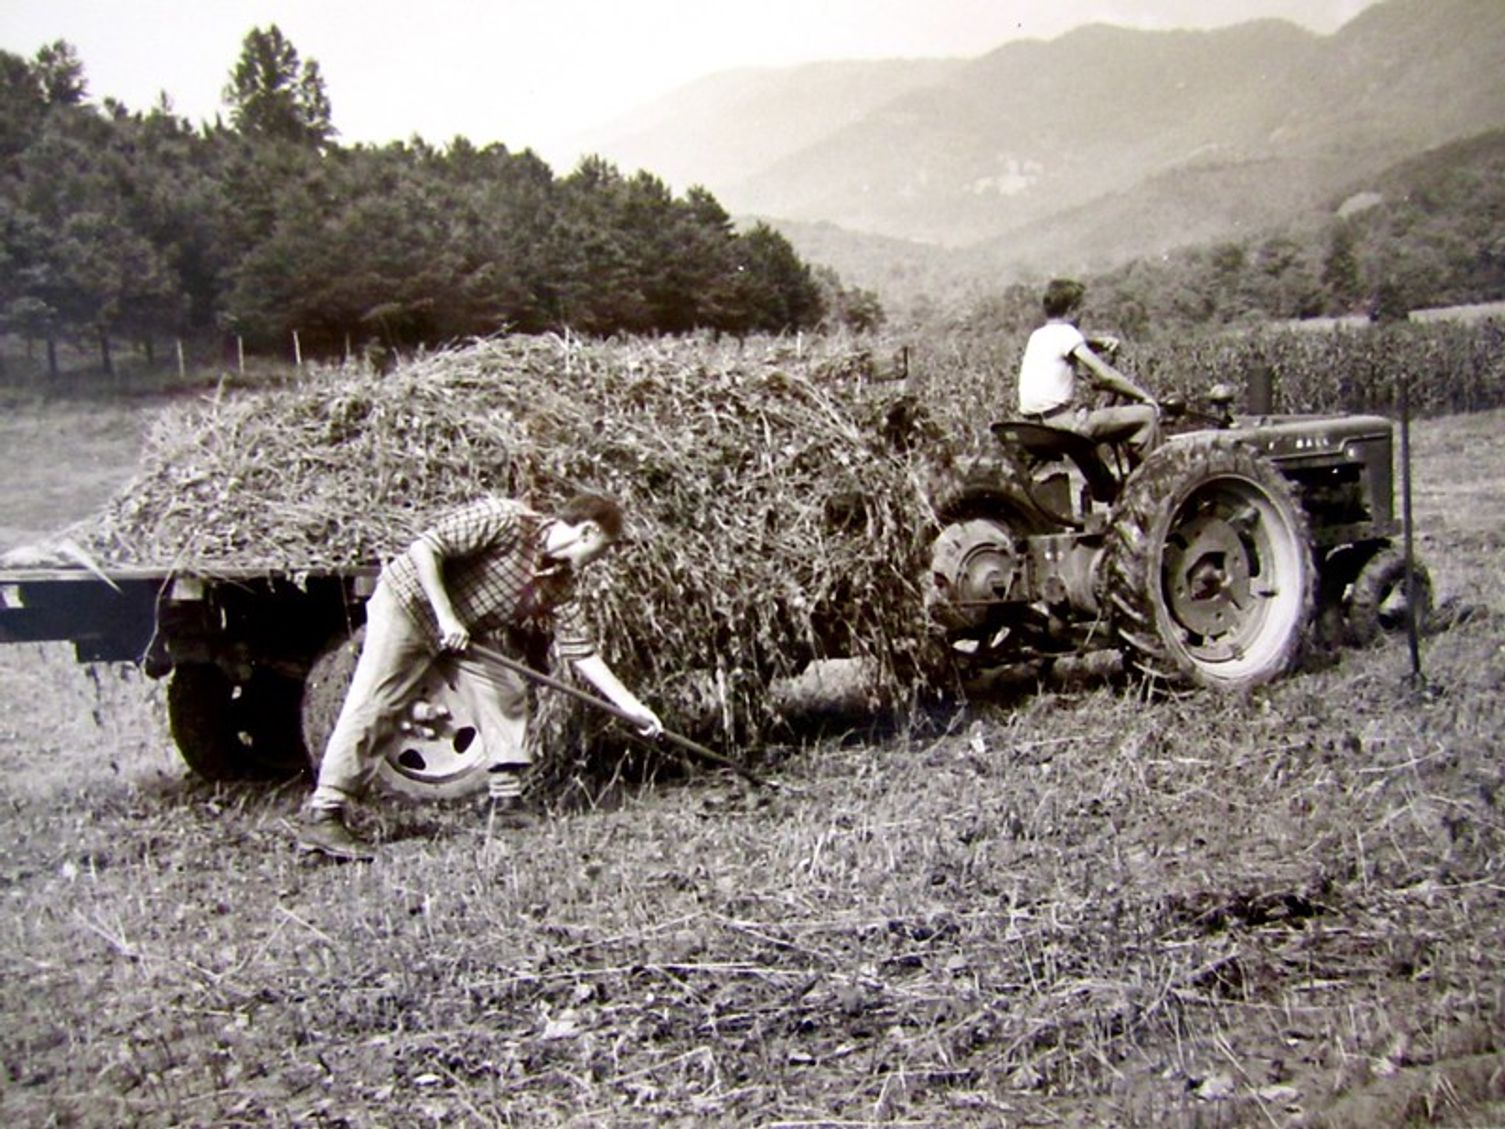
[0,564,422,789]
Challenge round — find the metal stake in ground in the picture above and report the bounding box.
[468,642,772,789]
[1399,375,1423,685]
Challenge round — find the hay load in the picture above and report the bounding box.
[80,334,946,740]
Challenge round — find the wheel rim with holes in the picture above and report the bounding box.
[1106,440,1315,689]
[300,630,492,800]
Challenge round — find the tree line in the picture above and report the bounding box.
[1,28,874,377]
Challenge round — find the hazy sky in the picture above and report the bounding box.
[2,0,1379,169]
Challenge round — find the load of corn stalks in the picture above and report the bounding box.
[80,333,954,747]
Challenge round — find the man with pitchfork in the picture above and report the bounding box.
[296,492,662,861]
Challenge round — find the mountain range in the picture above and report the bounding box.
[573,0,1505,297]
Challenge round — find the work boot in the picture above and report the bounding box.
[481,766,536,829]
[479,792,537,830]
[296,806,375,862]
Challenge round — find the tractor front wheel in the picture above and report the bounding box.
[1105,440,1315,690]
[1346,546,1432,646]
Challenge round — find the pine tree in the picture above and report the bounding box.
[223,26,334,146]
[1321,221,1362,314]
[33,40,87,106]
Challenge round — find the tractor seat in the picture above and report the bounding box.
[990,420,1122,506]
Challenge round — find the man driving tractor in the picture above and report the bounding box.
[1017,277,1160,459]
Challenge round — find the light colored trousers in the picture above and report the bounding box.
[1073,402,1159,455]
[312,581,529,806]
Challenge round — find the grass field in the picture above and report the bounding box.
[0,397,157,553]
[1,396,1503,1126]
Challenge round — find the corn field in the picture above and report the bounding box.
[1142,319,1505,418]
[896,318,1505,445]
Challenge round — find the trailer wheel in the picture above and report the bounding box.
[167,664,309,781]
[299,631,362,777]
[1105,439,1316,689]
[1346,547,1432,646]
[300,630,491,800]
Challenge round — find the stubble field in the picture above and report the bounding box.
[1,396,1503,1127]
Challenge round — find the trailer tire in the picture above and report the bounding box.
[300,629,491,801]
[299,630,363,778]
[167,664,309,782]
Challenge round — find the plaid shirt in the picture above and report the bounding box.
[382,498,596,660]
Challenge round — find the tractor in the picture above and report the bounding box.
[926,384,1431,690]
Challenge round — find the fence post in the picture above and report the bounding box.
[1398,374,1422,684]
[293,330,303,368]
[175,338,186,380]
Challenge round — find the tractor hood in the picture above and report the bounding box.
[1174,413,1398,527]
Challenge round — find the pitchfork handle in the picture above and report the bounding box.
[468,643,770,789]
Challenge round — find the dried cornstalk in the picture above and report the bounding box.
[77,334,949,745]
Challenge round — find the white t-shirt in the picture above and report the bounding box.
[1017,321,1086,414]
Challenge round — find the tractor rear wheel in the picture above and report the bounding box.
[1104,440,1315,689]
